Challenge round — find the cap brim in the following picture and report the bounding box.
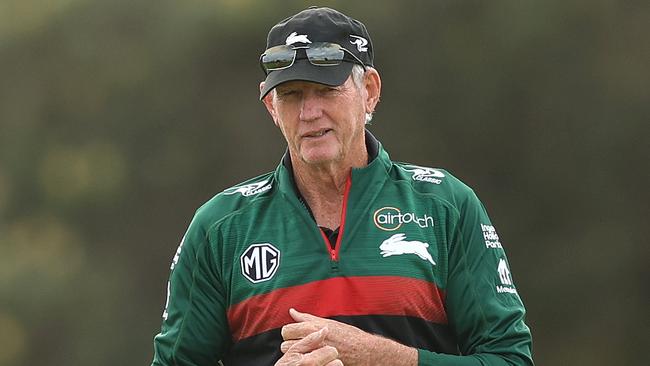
[259,60,354,100]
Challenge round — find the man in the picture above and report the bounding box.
[152,6,533,366]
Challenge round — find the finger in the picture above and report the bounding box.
[325,360,344,366]
[280,340,297,353]
[301,345,339,365]
[285,327,329,354]
[274,353,301,366]
[281,321,322,340]
[289,308,323,322]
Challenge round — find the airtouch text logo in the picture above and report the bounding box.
[373,207,435,231]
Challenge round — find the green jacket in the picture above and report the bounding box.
[152,132,533,365]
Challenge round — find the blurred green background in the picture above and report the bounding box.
[0,0,648,365]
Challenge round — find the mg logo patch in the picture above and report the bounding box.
[240,243,281,283]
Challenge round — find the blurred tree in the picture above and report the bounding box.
[0,0,647,365]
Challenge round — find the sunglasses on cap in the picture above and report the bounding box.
[260,42,367,75]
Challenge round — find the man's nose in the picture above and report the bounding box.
[299,91,323,122]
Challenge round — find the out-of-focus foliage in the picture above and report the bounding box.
[0,0,647,365]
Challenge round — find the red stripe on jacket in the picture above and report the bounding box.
[227,276,447,341]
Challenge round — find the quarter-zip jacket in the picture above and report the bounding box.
[152,131,533,366]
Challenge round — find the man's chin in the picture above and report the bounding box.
[298,148,341,166]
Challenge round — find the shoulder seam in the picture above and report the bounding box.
[204,193,276,237]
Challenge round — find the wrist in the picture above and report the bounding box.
[364,334,418,366]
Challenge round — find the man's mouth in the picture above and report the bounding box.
[303,129,332,138]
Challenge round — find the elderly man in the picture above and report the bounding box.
[152,6,533,366]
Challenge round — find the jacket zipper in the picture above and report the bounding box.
[319,174,352,262]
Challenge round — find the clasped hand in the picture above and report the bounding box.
[274,308,398,366]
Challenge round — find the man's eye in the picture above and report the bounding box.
[278,90,298,97]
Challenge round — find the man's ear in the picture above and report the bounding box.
[260,82,279,127]
[363,68,382,114]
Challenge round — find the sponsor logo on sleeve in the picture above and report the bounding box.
[379,233,436,265]
[163,234,187,319]
[481,224,503,249]
[373,206,435,231]
[496,258,517,294]
[223,180,272,197]
[170,234,186,271]
[402,165,446,185]
[241,243,281,283]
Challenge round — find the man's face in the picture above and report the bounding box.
[263,76,368,166]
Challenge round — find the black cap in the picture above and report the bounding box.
[259,7,374,100]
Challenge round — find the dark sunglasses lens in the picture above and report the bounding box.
[306,44,345,66]
[262,46,296,71]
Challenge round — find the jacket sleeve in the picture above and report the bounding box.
[418,188,534,365]
[151,213,230,365]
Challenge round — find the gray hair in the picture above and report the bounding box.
[351,64,374,125]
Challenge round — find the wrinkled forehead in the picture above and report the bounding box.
[274,76,353,91]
